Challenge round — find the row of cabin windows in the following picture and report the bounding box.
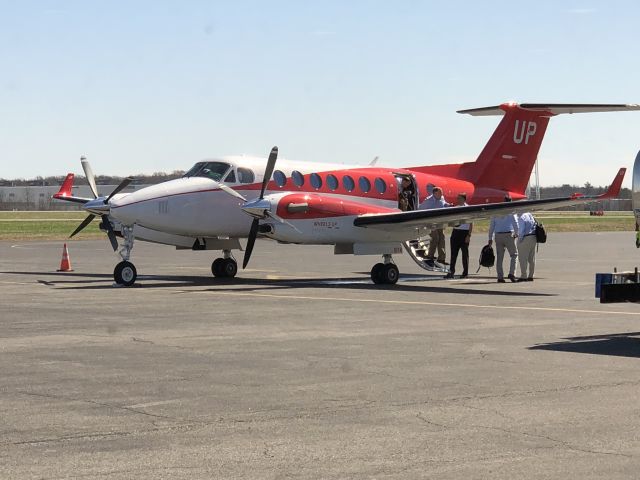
[272,170,388,195]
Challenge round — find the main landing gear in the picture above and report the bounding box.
[113,225,137,286]
[211,250,238,278]
[371,254,399,285]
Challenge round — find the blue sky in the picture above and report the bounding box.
[1,1,639,186]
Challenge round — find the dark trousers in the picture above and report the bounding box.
[449,229,469,276]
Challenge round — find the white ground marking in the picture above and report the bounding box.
[187,290,640,317]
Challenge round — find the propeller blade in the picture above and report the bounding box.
[101,215,119,251]
[81,157,99,199]
[242,218,260,269]
[69,214,96,238]
[216,181,247,201]
[106,176,133,203]
[259,146,278,200]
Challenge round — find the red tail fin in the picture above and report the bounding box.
[53,173,75,199]
[408,102,640,198]
[460,103,553,195]
[598,167,626,199]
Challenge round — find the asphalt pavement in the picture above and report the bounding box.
[2,232,640,479]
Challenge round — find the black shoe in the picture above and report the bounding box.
[516,277,527,282]
[497,278,506,283]
[424,259,435,268]
[444,273,454,279]
[527,277,534,282]
[508,274,517,283]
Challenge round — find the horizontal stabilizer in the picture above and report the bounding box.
[458,103,640,116]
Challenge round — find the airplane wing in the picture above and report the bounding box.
[354,168,625,233]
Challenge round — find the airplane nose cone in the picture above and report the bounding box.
[84,197,111,215]
[242,198,271,218]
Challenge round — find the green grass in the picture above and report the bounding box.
[0,210,635,240]
[0,212,104,240]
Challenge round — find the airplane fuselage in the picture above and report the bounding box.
[108,155,501,244]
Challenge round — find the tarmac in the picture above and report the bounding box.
[2,232,640,479]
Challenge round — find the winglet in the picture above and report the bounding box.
[52,173,92,204]
[53,173,75,199]
[598,168,626,199]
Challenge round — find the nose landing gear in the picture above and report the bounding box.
[371,254,399,285]
[113,225,137,286]
[212,250,238,278]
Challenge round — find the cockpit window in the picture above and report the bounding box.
[183,161,231,181]
[184,162,205,177]
[224,169,236,183]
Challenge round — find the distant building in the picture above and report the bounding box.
[0,184,145,210]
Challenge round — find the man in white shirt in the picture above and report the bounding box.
[517,212,537,281]
[419,186,450,267]
[488,196,519,283]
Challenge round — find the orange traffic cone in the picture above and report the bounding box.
[57,243,74,272]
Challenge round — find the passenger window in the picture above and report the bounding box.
[273,170,287,187]
[426,183,435,195]
[359,176,371,193]
[326,174,339,191]
[292,170,304,187]
[237,167,255,184]
[374,177,386,194]
[310,173,322,189]
[342,175,355,192]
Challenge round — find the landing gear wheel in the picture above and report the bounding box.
[221,258,238,278]
[114,261,137,286]
[381,263,399,285]
[371,263,385,284]
[212,258,237,278]
[212,258,225,277]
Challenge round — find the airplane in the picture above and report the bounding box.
[53,102,638,286]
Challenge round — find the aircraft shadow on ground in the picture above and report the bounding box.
[529,332,640,358]
[2,270,554,297]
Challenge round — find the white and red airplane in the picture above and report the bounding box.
[53,102,637,286]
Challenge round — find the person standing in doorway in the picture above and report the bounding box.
[398,177,416,211]
[444,193,472,279]
[419,186,449,268]
[488,195,519,283]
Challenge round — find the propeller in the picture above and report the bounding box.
[197,146,298,268]
[242,146,278,269]
[69,157,133,251]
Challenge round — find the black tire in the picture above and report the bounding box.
[381,264,399,285]
[114,261,137,287]
[371,263,385,284]
[221,258,238,278]
[212,258,225,277]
